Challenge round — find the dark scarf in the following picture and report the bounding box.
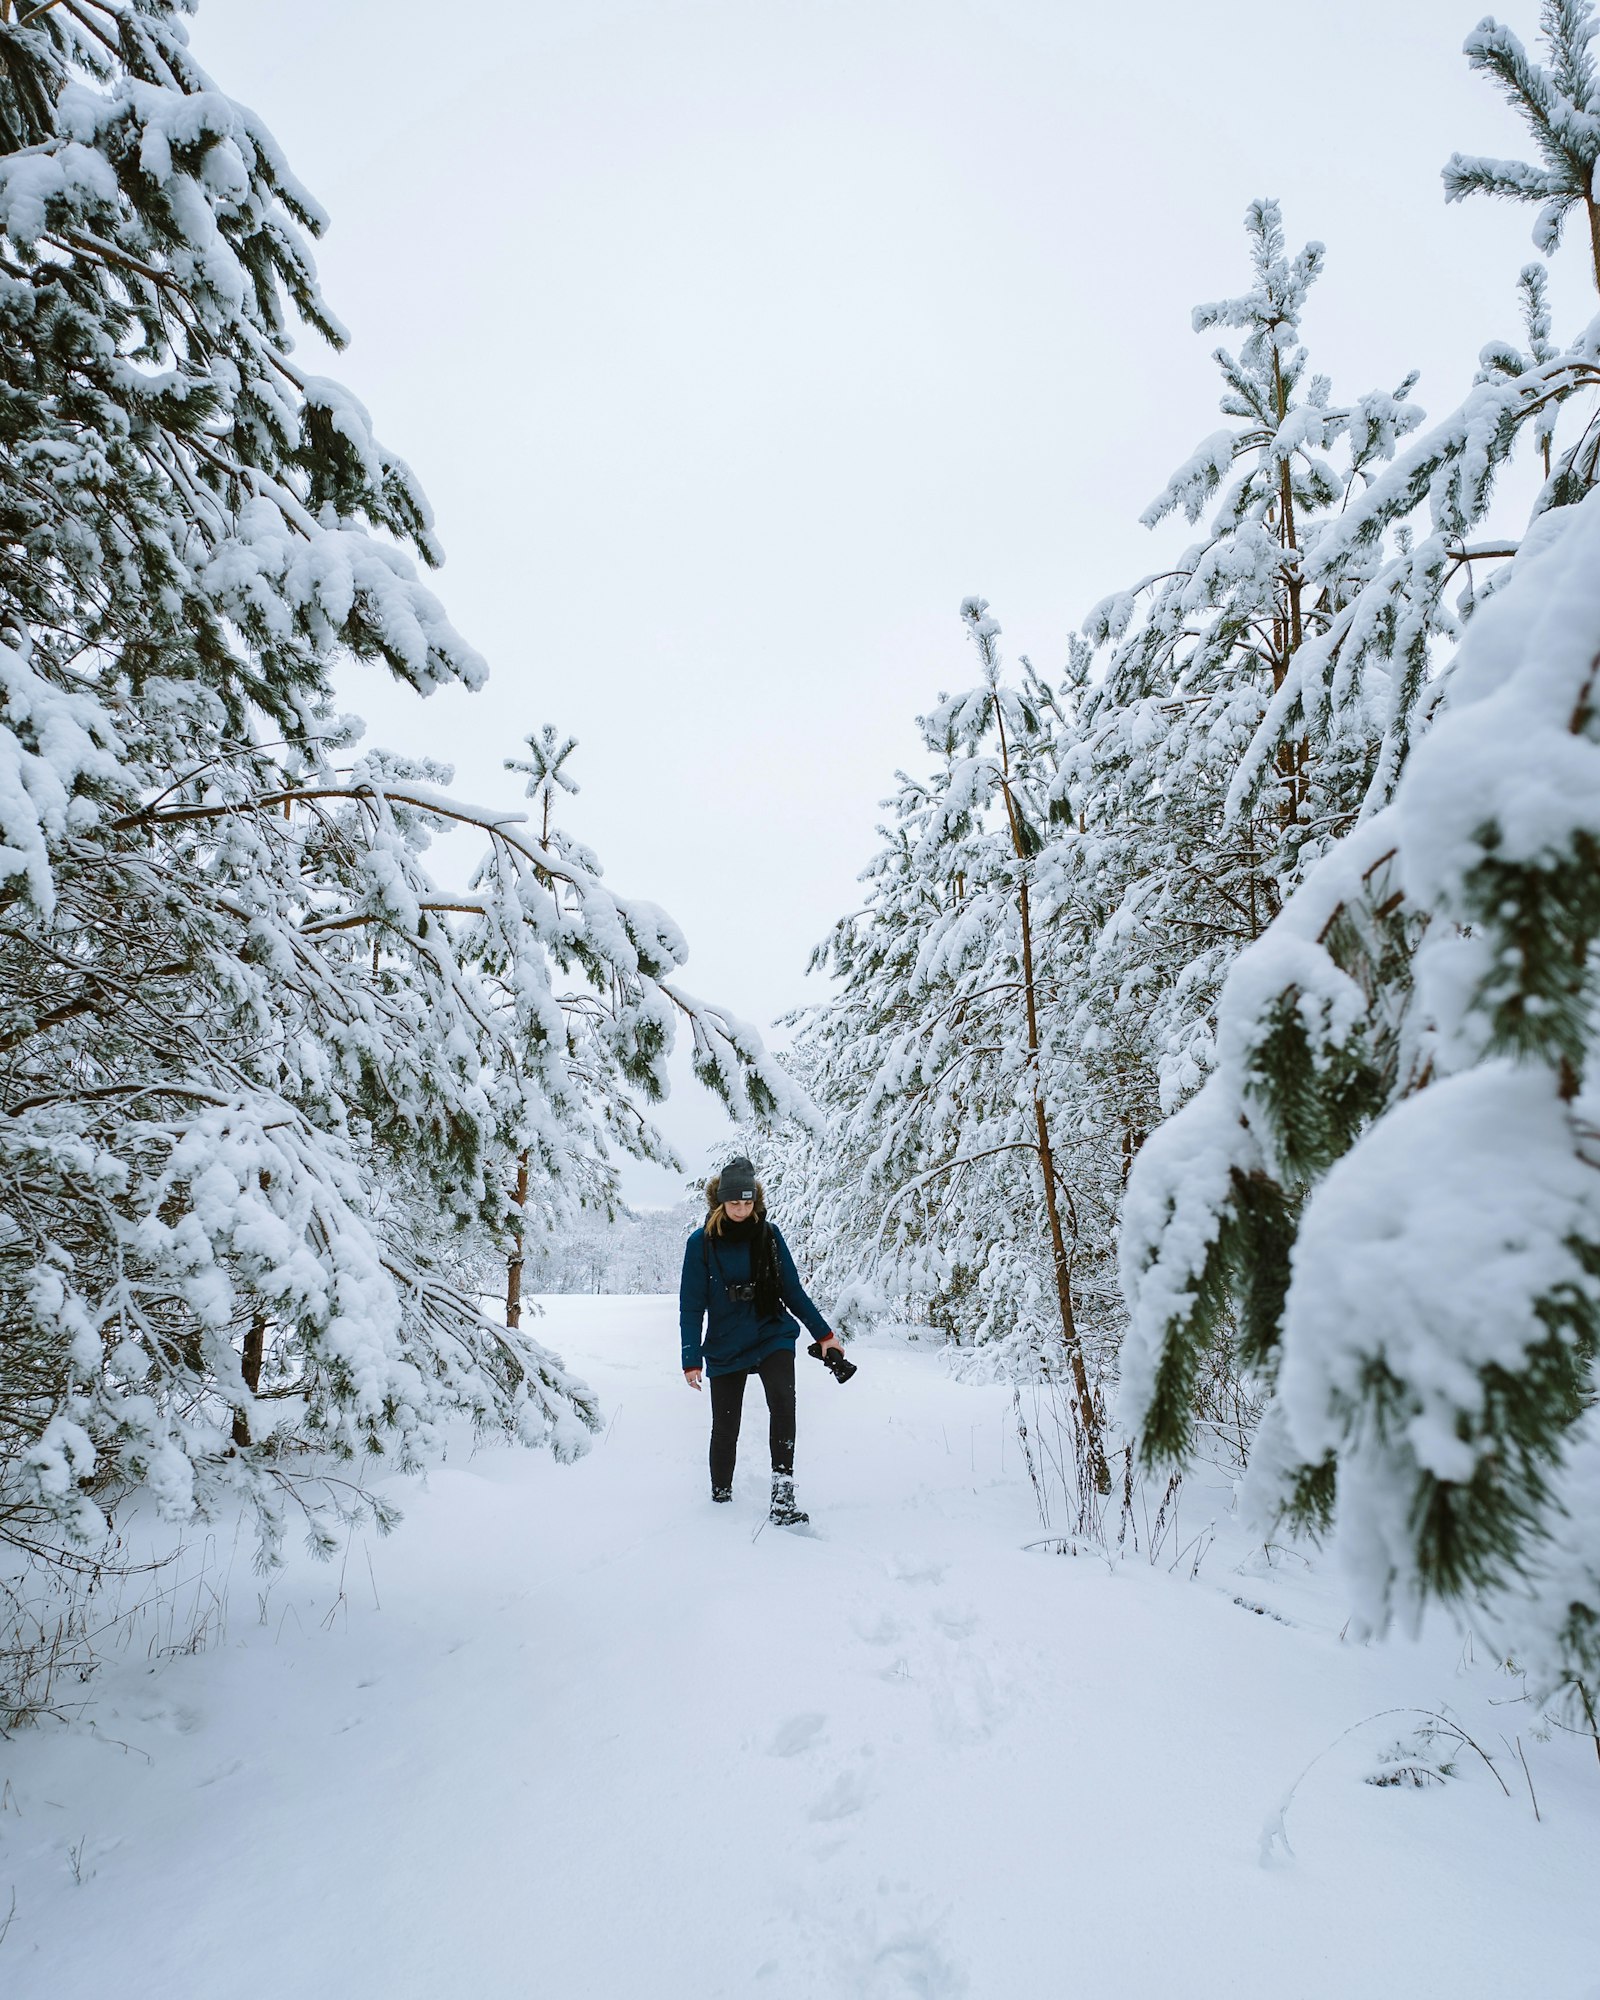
[718,1214,783,1321]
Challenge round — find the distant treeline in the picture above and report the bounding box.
[524,1202,700,1296]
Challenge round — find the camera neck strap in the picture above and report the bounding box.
[705,1220,773,1304]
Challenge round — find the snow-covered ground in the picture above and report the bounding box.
[3,1296,1597,1999]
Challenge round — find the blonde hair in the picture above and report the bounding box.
[704,1174,767,1237]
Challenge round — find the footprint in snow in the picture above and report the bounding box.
[808,1768,869,1822]
[930,1604,978,1640]
[870,1929,969,2000]
[825,1908,969,1999]
[134,1697,200,1735]
[888,1555,947,1587]
[929,1647,1005,1747]
[768,1712,827,1758]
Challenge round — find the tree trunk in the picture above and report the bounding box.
[231,1313,266,1448]
[1588,197,1600,301]
[993,699,1111,1496]
[1019,871,1111,1497]
[506,1151,529,1329]
[1272,344,1306,827]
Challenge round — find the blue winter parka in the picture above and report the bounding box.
[679,1221,832,1377]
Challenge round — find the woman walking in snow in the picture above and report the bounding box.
[680,1155,843,1525]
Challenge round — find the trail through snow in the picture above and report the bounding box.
[3,1297,1598,1998]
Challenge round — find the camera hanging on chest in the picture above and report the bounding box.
[706,1218,783,1320]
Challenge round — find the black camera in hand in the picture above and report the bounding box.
[808,1339,857,1384]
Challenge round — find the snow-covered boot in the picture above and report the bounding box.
[711,1485,732,1504]
[770,1475,809,1527]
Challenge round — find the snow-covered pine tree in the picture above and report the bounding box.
[792,601,1114,1491]
[1120,2,1600,1721]
[482,726,768,1330]
[786,208,1423,1477]
[1074,199,1424,1122]
[494,724,587,1331]
[0,0,801,1593]
[1238,0,1600,824]
[1444,0,1600,292]
[1122,484,1600,1705]
[779,715,975,1331]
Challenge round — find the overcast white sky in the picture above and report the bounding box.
[194,0,1588,1202]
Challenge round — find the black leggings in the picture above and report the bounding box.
[709,1349,796,1490]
